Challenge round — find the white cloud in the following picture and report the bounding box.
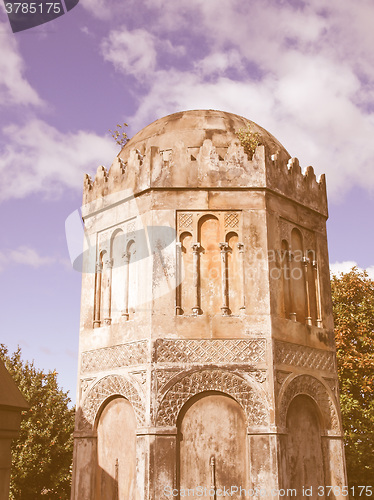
[0,20,43,107]
[0,246,54,272]
[9,246,54,267]
[330,261,374,280]
[97,0,374,200]
[0,119,118,200]
[101,28,157,79]
[195,50,244,77]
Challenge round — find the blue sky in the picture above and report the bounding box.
[0,0,373,402]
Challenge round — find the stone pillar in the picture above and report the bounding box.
[321,436,347,500]
[175,242,183,315]
[137,427,177,500]
[302,255,313,326]
[313,259,323,327]
[219,242,230,316]
[191,243,201,315]
[93,261,102,328]
[70,431,97,500]
[102,258,113,326]
[122,252,130,320]
[237,242,246,313]
[288,251,297,322]
[248,431,279,495]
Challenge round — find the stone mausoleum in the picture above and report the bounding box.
[71,110,347,499]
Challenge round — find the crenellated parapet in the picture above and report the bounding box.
[83,135,327,217]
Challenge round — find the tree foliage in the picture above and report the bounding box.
[0,345,75,499]
[109,122,129,147]
[331,268,374,488]
[236,123,261,158]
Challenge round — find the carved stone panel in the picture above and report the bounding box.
[81,341,148,374]
[155,339,266,364]
[275,342,335,372]
[156,369,268,427]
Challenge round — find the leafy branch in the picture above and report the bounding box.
[109,122,129,147]
[236,123,261,158]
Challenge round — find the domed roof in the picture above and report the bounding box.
[119,109,289,159]
[84,109,327,217]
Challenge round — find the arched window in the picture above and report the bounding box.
[198,215,221,314]
[179,231,193,314]
[127,240,137,316]
[226,231,239,314]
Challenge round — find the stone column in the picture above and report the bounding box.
[137,427,178,500]
[70,430,97,500]
[175,242,183,315]
[103,258,113,326]
[313,260,323,327]
[237,242,246,313]
[191,243,201,315]
[321,436,348,499]
[121,252,130,320]
[219,242,230,316]
[93,260,102,328]
[302,255,313,326]
[288,252,297,322]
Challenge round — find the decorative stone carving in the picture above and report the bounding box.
[126,220,136,239]
[224,212,239,229]
[80,377,96,398]
[156,369,268,427]
[250,370,267,383]
[155,339,266,364]
[178,212,193,230]
[275,342,335,372]
[323,377,339,400]
[276,370,291,388]
[155,369,181,391]
[130,370,147,388]
[278,375,340,432]
[81,341,148,373]
[80,374,145,428]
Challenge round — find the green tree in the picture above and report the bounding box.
[109,122,129,147]
[331,268,374,489]
[0,345,75,499]
[236,123,261,158]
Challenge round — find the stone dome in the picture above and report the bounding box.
[84,108,326,219]
[118,109,289,160]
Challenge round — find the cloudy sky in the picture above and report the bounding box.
[0,0,373,401]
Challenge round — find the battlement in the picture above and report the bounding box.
[83,139,327,216]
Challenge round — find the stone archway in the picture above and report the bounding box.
[285,395,325,499]
[156,368,269,427]
[177,392,248,499]
[278,375,342,499]
[278,374,340,433]
[95,396,137,500]
[79,374,145,429]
